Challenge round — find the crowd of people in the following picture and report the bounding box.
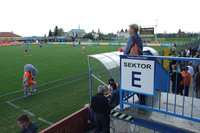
[89,78,120,133]
[170,46,200,98]
[88,23,200,133]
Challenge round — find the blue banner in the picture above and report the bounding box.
[56,36,66,39]
[59,42,66,44]
[90,42,99,45]
[47,42,53,44]
[24,42,32,45]
[109,43,120,46]
[161,43,174,47]
[74,42,79,45]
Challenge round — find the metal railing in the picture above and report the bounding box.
[120,56,200,123]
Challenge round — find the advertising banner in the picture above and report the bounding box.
[140,27,154,38]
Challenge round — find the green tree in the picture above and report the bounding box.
[98,28,101,34]
[54,26,58,36]
[98,28,103,38]
[48,30,53,36]
[121,28,124,32]
[44,34,47,43]
[58,28,65,36]
[75,33,78,38]
[71,36,75,41]
[83,33,93,40]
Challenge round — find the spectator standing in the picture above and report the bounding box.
[91,86,110,133]
[171,43,177,56]
[169,53,177,73]
[179,50,186,71]
[171,65,183,94]
[195,66,200,98]
[187,62,194,78]
[124,23,145,105]
[109,83,120,109]
[186,47,190,57]
[191,46,197,57]
[107,78,119,95]
[192,52,200,70]
[17,114,38,133]
[194,51,200,58]
[198,45,200,53]
[124,24,143,55]
[180,67,191,96]
[180,48,186,57]
[88,105,95,133]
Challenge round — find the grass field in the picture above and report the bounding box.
[0,44,123,132]
[0,44,165,132]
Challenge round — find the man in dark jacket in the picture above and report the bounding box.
[91,85,110,133]
[195,66,200,98]
[191,46,197,57]
[109,83,120,109]
[17,114,38,133]
[171,65,183,94]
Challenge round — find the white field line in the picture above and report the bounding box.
[38,76,88,93]
[0,72,88,98]
[0,89,24,98]
[6,101,19,109]
[6,76,88,126]
[7,76,88,103]
[23,109,35,116]
[8,96,25,102]
[7,101,53,125]
[38,117,54,125]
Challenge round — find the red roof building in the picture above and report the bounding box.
[0,32,22,37]
[0,32,23,41]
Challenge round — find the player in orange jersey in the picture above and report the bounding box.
[40,44,42,51]
[82,45,85,54]
[25,47,28,56]
[73,44,76,50]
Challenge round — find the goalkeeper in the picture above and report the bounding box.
[23,64,38,97]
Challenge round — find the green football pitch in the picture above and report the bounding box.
[0,44,165,132]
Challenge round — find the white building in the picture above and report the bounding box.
[66,25,86,38]
[117,31,129,41]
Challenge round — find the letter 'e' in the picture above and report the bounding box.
[132,71,141,88]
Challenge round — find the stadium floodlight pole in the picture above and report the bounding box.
[155,19,158,43]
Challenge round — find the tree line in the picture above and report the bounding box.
[48,26,65,36]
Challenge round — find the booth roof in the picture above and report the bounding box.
[0,32,22,37]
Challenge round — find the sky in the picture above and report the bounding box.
[0,0,200,36]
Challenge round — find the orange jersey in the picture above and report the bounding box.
[23,72,35,87]
[180,71,191,86]
[23,72,32,81]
